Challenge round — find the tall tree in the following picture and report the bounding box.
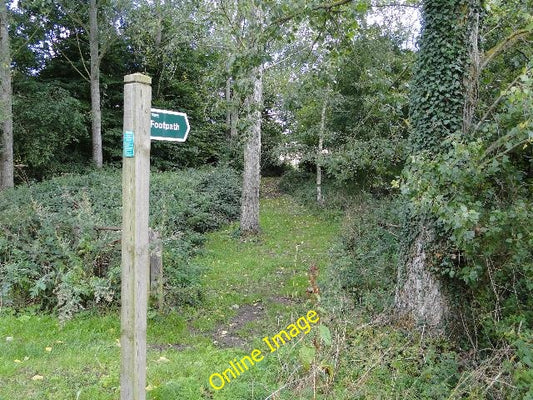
[55,0,124,168]
[395,0,482,332]
[213,0,369,233]
[0,0,13,189]
[240,63,263,233]
[89,0,102,167]
[239,1,266,234]
[316,90,328,205]
[208,0,268,234]
[238,0,343,232]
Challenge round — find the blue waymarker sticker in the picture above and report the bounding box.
[123,131,134,157]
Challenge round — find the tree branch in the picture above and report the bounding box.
[55,45,90,82]
[271,0,420,27]
[270,0,354,27]
[218,0,245,49]
[13,7,54,58]
[75,30,91,78]
[474,68,530,132]
[480,137,531,170]
[481,28,532,70]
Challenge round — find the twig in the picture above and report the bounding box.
[377,222,400,238]
[94,226,122,231]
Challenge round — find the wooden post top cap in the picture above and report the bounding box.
[124,73,152,85]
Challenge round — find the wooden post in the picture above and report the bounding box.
[120,73,151,400]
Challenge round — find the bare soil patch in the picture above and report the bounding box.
[213,302,265,348]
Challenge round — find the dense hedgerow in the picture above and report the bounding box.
[0,167,241,320]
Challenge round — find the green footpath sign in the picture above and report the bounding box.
[150,108,190,142]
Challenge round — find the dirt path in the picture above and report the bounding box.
[187,186,341,353]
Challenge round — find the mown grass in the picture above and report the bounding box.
[0,189,341,400]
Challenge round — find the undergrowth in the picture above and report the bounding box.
[0,167,241,321]
[276,170,530,398]
[318,193,532,399]
[278,169,358,211]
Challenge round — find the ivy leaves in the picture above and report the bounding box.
[409,0,473,152]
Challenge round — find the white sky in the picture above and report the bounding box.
[367,4,422,50]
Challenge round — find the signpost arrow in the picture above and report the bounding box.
[150,108,190,142]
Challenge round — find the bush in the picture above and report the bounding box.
[13,79,90,180]
[0,167,241,320]
[323,136,407,192]
[323,195,401,316]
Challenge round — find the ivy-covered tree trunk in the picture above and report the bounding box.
[89,0,103,168]
[395,0,481,332]
[240,64,263,234]
[0,1,13,190]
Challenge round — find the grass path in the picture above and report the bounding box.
[0,192,341,400]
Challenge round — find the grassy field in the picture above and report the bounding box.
[0,191,341,400]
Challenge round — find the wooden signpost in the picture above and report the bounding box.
[121,73,151,400]
[120,73,189,400]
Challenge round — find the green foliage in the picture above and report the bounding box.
[8,1,234,178]
[401,62,532,396]
[324,195,401,315]
[324,136,406,191]
[261,94,288,177]
[329,33,411,145]
[278,169,359,209]
[280,31,413,191]
[409,0,477,152]
[477,0,532,119]
[13,79,89,179]
[0,167,241,320]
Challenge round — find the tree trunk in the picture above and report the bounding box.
[395,223,449,330]
[463,6,481,134]
[316,95,327,205]
[240,65,263,234]
[226,76,231,129]
[395,0,481,333]
[89,0,103,168]
[0,1,13,189]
